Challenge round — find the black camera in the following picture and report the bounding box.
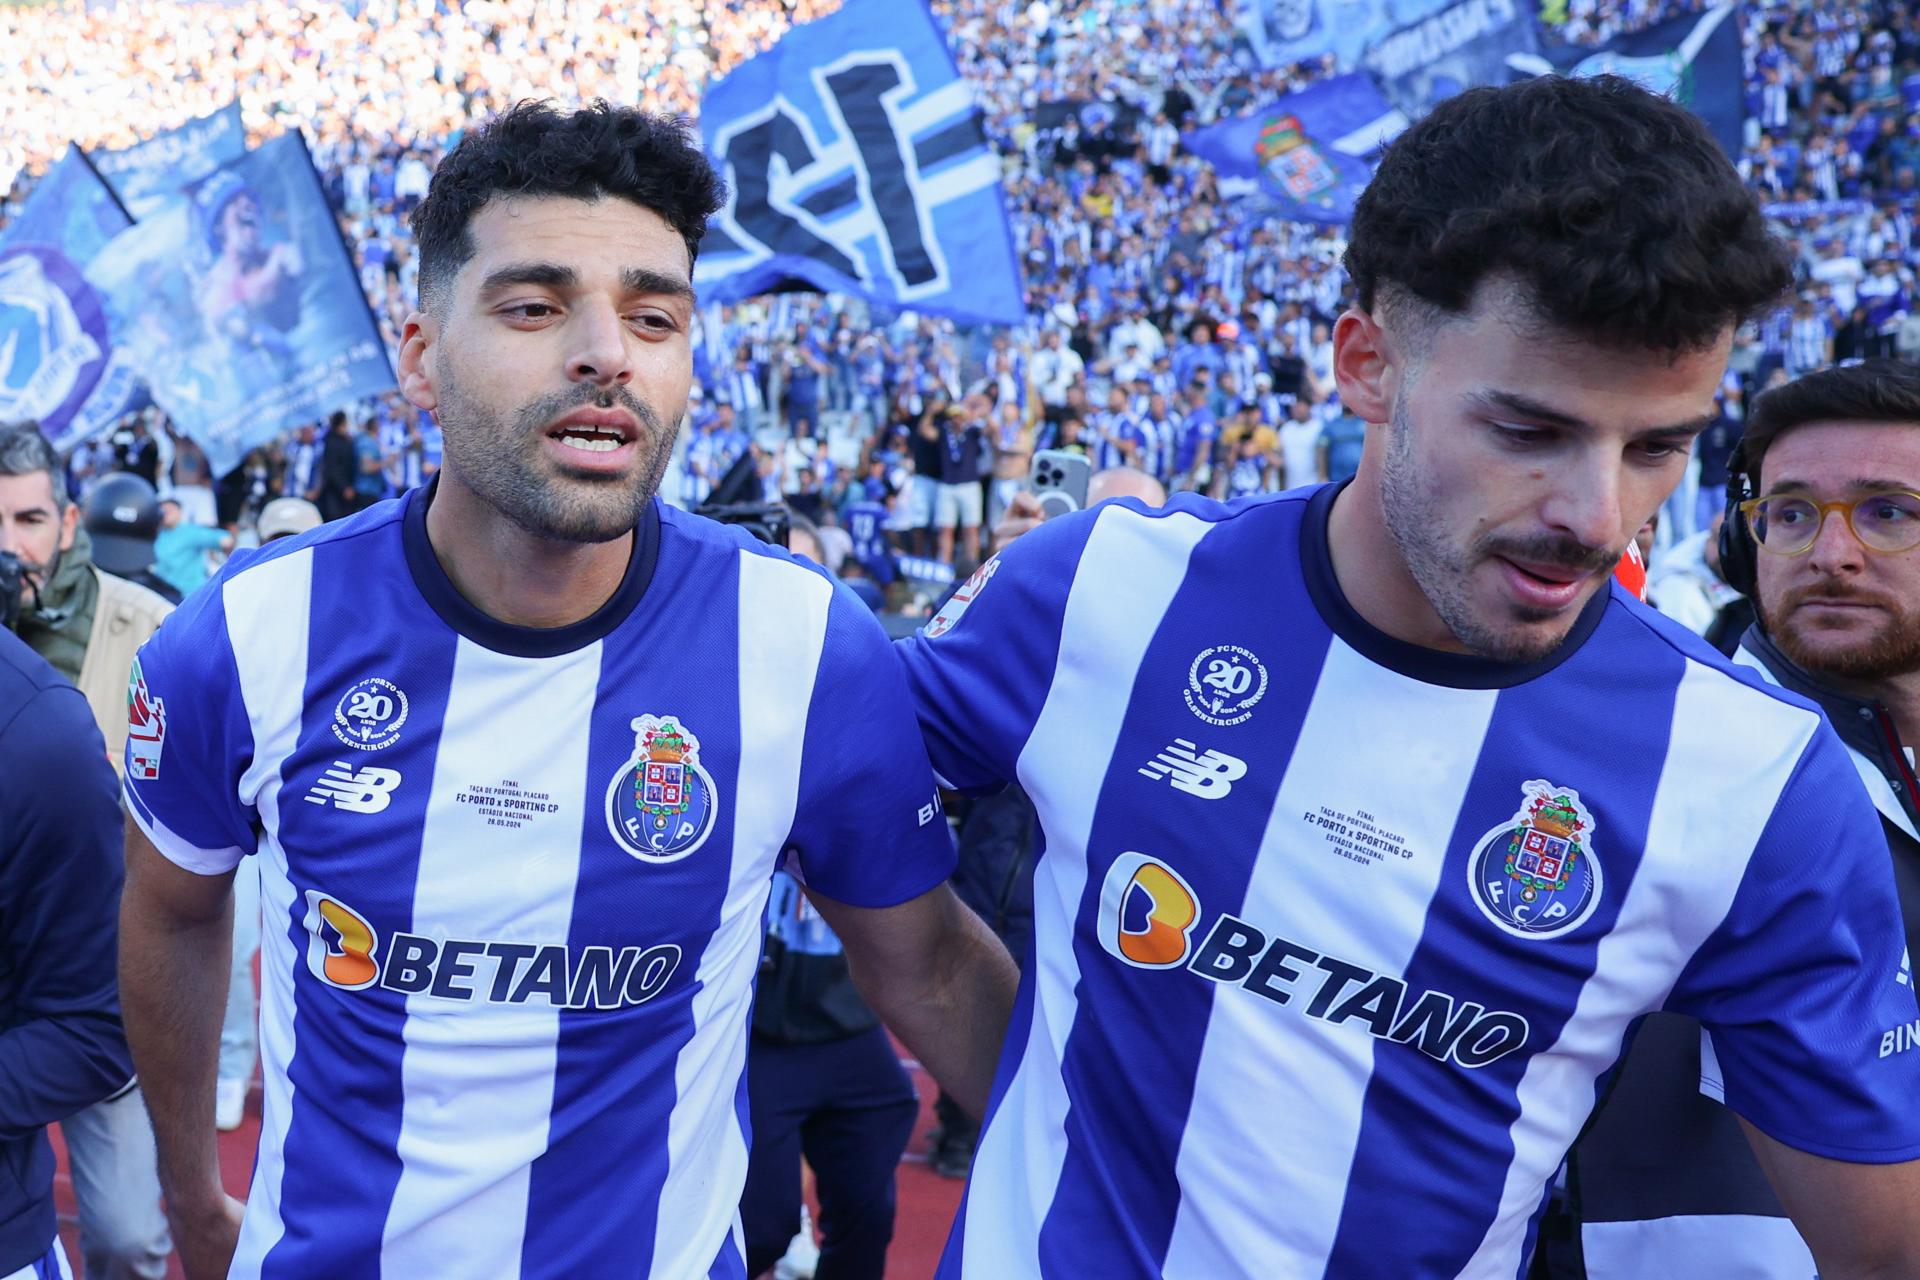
[696,502,791,549]
[0,550,33,632]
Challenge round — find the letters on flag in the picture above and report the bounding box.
[90,102,249,219]
[694,0,1025,326]
[1360,0,1541,115]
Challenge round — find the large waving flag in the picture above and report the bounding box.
[1231,0,1453,72]
[694,0,1024,326]
[90,102,248,219]
[0,147,143,445]
[1511,4,1744,155]
[84,133,394,475]
[1182,74,1407,225]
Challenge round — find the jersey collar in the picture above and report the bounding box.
[1300,480,1610,690]
[402,476,661,659]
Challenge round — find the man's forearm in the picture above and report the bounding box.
[850,896,1017,1120]
[120,862,235,1213]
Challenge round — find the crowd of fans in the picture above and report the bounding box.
[5,0,1920,595]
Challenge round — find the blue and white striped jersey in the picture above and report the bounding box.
[897,482,1920,1280]
[125,484,953,1280]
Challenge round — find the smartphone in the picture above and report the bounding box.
[1029,449,1092,520]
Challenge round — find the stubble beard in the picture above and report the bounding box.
[435,354,678,544]
[1766,588,1920,682]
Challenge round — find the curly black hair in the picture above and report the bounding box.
[1344,75,1792,353]
[411,100,727,309]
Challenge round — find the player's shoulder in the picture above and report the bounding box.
[659,502,878,637]
[0,625,84,729]
[1601,589,1833,764]
[1013,485,1309,567]
[152,497,406,649]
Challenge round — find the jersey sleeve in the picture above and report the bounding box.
[785,582,957,910]
[123,581,259,875]
[1665,725,1920,1162]
[891,507,1099,793]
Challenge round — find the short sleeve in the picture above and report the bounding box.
[1666,726,1920,1162]
[123,582,259,875]
[891,506,1099,793]
[785,583,956,909]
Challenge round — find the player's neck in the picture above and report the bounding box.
[423,468,633,631]
[1325,471,1471,655]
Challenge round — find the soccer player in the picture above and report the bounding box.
[896,76,1920,1279]
[118,103,1016,1280]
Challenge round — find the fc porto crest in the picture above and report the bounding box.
[1467,780,1604,940]
[606,715,717,863]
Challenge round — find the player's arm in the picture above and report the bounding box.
[807,884,1018,1119]
[120,818,246,1278]
[0,688,132,1139]
[1741,1124,1920,1276]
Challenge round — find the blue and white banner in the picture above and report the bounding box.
[0,147,142,446]
[84,133,394,475]
[694,0,1025,326]
[1231,0,1453,72]
[1762,198,1875,220]
[90,103,248,220]
[1513,4,1745,155]
[1360,0,1540,115]
[1182,74,1406,225]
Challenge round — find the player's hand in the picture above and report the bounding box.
[992,489,1045,553]
[169,1191,246,1280]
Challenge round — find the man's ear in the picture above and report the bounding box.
[58,500,78,554]
[1332,307,1397,426]
[398,309,439,413]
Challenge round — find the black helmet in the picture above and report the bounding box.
[83,472,162,575]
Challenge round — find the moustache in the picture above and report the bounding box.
[1479,533,1620,578]
[519,385,664,437]
[1779,582,1895,613]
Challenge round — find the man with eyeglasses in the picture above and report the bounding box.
[1551,358,1920,1279]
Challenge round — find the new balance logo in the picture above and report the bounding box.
[1138,740,1247,799]
[306,762,403,814]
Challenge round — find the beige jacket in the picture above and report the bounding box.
[77,567,174,776]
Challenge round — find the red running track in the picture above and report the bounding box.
[51,1055,964,1280]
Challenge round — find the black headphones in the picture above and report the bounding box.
[1717,439,1759,598]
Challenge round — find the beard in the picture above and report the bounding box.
[1378,396,1619,664]
[1763,583,1920,681]
[434,355,677,544]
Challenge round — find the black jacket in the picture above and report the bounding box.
[0,627,133,1272]
[1552,625,1919,1279]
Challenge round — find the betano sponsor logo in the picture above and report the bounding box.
[1096,852,1530,1068]
[301,891,680,1010]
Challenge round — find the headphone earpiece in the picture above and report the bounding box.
[1718,441,1759,599]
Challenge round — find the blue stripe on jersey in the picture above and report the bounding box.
[520,537,748,1275]
[1321,610,1686,1277]
[935,914,1045,1280]
[263,536,462,1277]
[896,509,1102,793]
[1035,502,1335,1275]
[706,1225,747,1280]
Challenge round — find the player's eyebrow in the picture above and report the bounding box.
[476,262,693,303]
[1474,389,1716,440]
[1763,475,1918,497]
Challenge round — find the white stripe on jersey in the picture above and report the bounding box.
[961,504,1213,1280]
[649,552,832,1277]
[226,547,316,1279]
[1458,660,1818,1276]
[379,640,605,1275]
[1161,641,1500,1278]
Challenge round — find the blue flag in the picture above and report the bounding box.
[1182,74,1406,225]
[90,102,249,219]
[1360,0,1541,116]
[84,133,394,475]
[0,147,143,445]
[694,0,1024,326]
[1231,0,1453,71]
[1515,4,1745,155]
